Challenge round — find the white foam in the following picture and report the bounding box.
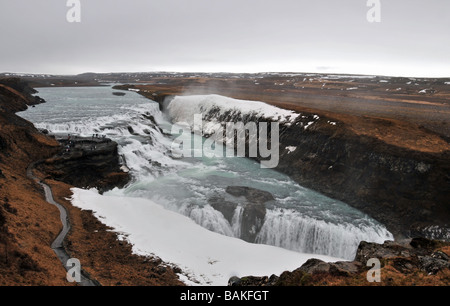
[257,208,392,260]
[285,146,297,154]
[166,94,299,128]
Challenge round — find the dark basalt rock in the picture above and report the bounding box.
[225,186,274,203]
[229,238,450,286]
[37,137,130,193]
[419,255,450,275]
[240,202,267,243]
[209,199,238,224]
[354,240,411,264]
[275,121,450,240]
[297,259,363,277]
[209,186,274,243]
[227,186,273,242]
[298,258,333,274]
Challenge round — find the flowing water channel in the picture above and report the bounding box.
[18,86,393,260]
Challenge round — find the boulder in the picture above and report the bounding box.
[331,261,363,276]
[298,259,331,274]
[354,240,409,264]
[228,275,279,286]
[225,186,274,203]
[419,254,450,275]
[228,276,242,286]
[298,259,363,277]
[209,198,238,224]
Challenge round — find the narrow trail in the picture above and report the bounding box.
[27,162,100,286]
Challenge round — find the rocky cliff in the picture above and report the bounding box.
[36,137,130,193]
[170,98,450,240]
[275,114,450,240]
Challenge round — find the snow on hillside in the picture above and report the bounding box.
[71,188,344,286]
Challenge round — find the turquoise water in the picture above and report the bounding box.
[19,86,393,259]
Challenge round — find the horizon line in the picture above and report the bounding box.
[2,70,450,79]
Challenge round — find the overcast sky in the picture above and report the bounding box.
[0,0,449,77]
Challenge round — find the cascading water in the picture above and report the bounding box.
[18,86,393,260]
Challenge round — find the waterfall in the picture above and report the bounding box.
[256,209,391,260]
[231,206,244,237]
[21,88,394,261]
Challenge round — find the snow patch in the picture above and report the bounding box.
[285,146,297,154]
[70,188,343,286]
[304,121,315,130]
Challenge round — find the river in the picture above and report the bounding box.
[18,85,393,261]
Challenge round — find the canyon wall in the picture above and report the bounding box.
[163,95,450,240]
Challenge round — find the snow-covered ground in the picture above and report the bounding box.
[70,188,344,286]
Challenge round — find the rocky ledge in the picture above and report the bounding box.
[229,238,450,286]
[36,136,130,193]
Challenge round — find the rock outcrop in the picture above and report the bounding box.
[36,137,130,193]
[209,186,273,243]
[274,117,450,240]
[230,238,450,286]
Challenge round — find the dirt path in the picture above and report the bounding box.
[27,162,100,286]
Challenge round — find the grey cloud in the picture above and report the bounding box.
[0,0,449,76]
